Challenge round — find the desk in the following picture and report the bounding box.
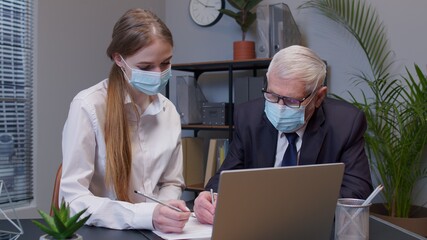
[1,216,425,240]
[369,215,425,240]
[0,219,149,240]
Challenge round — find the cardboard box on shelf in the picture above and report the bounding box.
[182,137,204,187]
[202,102,233,126]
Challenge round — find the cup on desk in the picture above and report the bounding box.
[335,198,371,240]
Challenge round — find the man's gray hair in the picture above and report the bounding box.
[267,45,327,93]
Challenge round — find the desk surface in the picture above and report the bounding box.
[0,218,149,240]
[369,215,425,240]
[0,216,425,240]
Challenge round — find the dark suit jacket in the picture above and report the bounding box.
[206,97,373,199]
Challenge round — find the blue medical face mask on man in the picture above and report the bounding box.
[120,56,172,95]
[264,101,306,133]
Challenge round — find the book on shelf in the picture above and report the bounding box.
[204,138,229,187]
[216,139,229,171]
[204,139,217,187]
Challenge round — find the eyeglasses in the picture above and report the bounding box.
[262,89,313,108]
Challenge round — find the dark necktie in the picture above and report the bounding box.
[281,132,299,166]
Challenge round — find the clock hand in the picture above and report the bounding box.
[196,0,216,8]
[196,0,208,7]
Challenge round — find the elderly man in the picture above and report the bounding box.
[193,45,373,224]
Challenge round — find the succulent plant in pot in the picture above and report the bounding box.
[219,0,262,60]
[32,201,91,240]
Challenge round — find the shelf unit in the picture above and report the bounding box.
[171,58,271,137]
[171,58,271,191]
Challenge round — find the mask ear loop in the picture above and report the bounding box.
[118,56,140,115]
[119,55,131,69]
[298,78,322,108]
[118,55,132,82]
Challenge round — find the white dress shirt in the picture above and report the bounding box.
[59,79,184,230]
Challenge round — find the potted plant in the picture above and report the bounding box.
[299,0,427,236]
[32,200,91,240]
[219,0,262,60]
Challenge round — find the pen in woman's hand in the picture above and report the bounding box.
[134,190,184,213]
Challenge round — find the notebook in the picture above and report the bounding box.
[211,163,345,240]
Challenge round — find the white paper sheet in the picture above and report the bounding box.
[153,216,212,240]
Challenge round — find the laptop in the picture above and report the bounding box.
[211,163,345,240]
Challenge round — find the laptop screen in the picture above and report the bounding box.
[211,163,344,240]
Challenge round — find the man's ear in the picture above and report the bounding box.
[315,86,328,108]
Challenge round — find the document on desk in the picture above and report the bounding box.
[152,216,212,239]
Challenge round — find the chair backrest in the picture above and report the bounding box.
[50,163,62,216]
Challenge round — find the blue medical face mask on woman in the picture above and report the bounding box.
[120,56,172,95]
[264,101,306,133]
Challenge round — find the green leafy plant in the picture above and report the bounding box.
[299,0,427,218]
[32,201,91,239]
[219,0,262,41]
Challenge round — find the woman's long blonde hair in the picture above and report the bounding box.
[104,8,173,202]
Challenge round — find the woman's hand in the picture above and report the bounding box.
[152,199,191,233]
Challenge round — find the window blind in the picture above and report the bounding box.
[0,0,33,207]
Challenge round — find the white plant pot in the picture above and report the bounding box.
[39,233,83,240]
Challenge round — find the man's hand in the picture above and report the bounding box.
[193,191,216,224]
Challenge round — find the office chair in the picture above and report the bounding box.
[50,163,62,216]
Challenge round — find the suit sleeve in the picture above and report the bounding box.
[205,106,246,192]
[339,110,373,199]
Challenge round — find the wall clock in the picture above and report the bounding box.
[189,0,225,27]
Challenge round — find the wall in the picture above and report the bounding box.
[12,0,427,218]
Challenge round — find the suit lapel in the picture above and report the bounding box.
[259,113,278,167]
[300,105,326,165]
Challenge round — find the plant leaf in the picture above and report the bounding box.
[64,208,89,228]
[53,209,67,234]
[299,0,427,218]
[32,220,59,237]
[218,9,238,18]
[245,0,263,11]
[227,0,246,10]
[37,210,58,232]
[61,215,91,238]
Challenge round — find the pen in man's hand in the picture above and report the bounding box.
[210,188,216,205]
[134,190,183,213]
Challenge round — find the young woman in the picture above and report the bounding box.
[59,8,190,233]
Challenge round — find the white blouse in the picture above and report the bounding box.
[59,79,184,230]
